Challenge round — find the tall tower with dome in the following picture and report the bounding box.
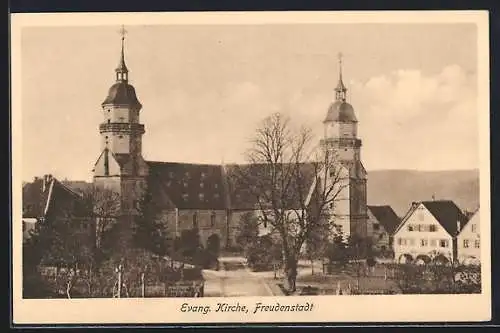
[320,53,368,241]
[92,26,149,217]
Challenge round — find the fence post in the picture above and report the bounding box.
[141,272,145,298]
[116,264,123,298]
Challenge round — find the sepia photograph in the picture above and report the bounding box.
[11,11,490,324]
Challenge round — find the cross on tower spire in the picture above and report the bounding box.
[335,52,347,102]
[115,25,129,82]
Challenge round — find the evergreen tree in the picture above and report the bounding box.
[132,189,169,257]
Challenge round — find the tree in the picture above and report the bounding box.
[230,113,347,292]
[235,212,260,254]
[81,185,121,256]
[133,188,170,257]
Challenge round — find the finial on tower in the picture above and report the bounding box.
[335,52,347,102]
[115,25,129,82]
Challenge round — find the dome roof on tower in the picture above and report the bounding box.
[324,100,357,123]
[102,82,142,108]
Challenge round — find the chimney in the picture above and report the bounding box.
[456,220,461,234]
[42,174,53,192]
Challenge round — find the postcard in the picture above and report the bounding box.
[11,10,491,324]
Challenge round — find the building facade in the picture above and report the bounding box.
[457,208,480,265]
[392,200,469,264]
[366,205,400,253]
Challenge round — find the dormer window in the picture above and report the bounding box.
[182,194,188,201]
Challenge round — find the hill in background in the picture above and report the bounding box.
[367,169,480,217]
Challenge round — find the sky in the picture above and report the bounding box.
[20,23,479,182]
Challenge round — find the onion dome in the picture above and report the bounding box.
[324,100,357,123]
[324,52,357,123]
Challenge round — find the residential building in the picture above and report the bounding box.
[457,208,480,265]
[22,174,93,243]
[367,205,400,253]
[392,200,469,264]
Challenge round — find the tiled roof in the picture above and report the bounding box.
[22,175,85,219]
[367,205,400,234]
[324,100,357,123]
[146,161,228,210]
[102,82,142,108]
[421,200,469,236]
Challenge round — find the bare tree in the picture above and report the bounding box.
[230,113,347,292]
[81,185,121,250]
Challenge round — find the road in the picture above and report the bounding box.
[202,256,275,297]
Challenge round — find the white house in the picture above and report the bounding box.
[393,200,469,264]
[457,208,481,265]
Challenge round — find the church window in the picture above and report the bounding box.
[210,212,216,227]
[201,172,206,179]
[199,193,205,201]
[463,239,469,248]
[182,194,188,201]
[474,240,480,248]
[183,182,188,188]
[214,183,219,189]
[192,212,198,228]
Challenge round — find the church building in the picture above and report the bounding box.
[91,30,369,250]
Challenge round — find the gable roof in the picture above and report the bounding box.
[22,175,84,219]
[367,205,400,234]
[146,161,228,210]
[422,200,469,236]
[395,200,469,236]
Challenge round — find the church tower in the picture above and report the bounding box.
[320,53,368,242]
[93,26,149,215]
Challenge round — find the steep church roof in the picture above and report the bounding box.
[146,161,228,210]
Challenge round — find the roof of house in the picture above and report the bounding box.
[367,205,400,234]
[395,200,469,236]
[22,175,84,219]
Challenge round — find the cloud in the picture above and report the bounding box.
[353,64,478,170]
